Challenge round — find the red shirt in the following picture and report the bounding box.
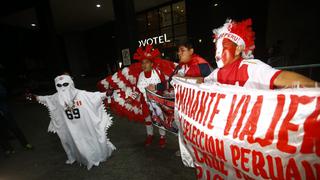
[178,54,212,77]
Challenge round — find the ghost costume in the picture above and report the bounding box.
[36,75,115,170]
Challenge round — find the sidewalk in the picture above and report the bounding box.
[0,101,195,180]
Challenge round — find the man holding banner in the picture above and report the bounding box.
[204,18,318,89]
[145,41,214,156]
[147,40,213,91]
[173,18,320,179]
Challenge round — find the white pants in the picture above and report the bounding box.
[145,115,166,136]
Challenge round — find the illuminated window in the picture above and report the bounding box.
[135,0,187,61]
[160,5,172,27]
[173,1,186,24]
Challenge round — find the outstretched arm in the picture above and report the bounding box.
[25,92,55,106]
[25,92,38,102]
[274,70,318,88]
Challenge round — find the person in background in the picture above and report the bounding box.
[0,65,33,156]
[147,40,213,91]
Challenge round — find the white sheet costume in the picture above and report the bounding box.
[36,75,115,170]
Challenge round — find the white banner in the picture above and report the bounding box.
[172,77,320,180]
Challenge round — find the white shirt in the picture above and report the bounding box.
[137,69,162,100]
[205,59,281,90]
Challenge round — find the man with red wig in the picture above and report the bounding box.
[204,19,318,88]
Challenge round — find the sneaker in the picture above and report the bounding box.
[144,135,153,146]
[65,159,75,164]
[159,136,166,148]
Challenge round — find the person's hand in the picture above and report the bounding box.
[105,89,114,96]
[25,92,37,101]
[174,74,183,78]
[146,84,156,91]
[196,77,204,84]
[131,92,140,99]
[126,98,133,103]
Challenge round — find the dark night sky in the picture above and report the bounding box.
[0,0,319,91]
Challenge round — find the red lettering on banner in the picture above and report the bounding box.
[230,145,240,167]
[181,86,187,111]
[213,173,224,180]
[252,150,268,179]
[233,95,251,139]
[174,84,178,105]
[302,161,316,180]
[195,164,203,179]
[229,145,315,180]
[255,94,285,147]
[191,91,201,119]
[234,168,242,179]
[215,138,226,161]
[183,119,191,139]
[197,93,207,122]
[240,147,250,172]
[266,155,284,180]
[224,94,247,135]
[175,85,182,110]
[199,131,205,150]
[205,136,216,159]
[207,93,226,129]
[177,85,183,108]
[181,87,188,112]
[286,158,301,180]
[196,92,210,124]
[181,87,189,113]
[205,170,224,180]
[239,96,263,143]
[193,145,204,163]
[191,125,197,145]
[277,95,314,154]
[182,117,226,161]
[186,89,195,119]
[202,93,217,126]
[192,146,228,176]
[301,96,320,157]
[205,170,210,180]
[233,168,255,180]
[174,82,320,180]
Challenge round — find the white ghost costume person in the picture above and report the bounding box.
[36,75,115,170]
